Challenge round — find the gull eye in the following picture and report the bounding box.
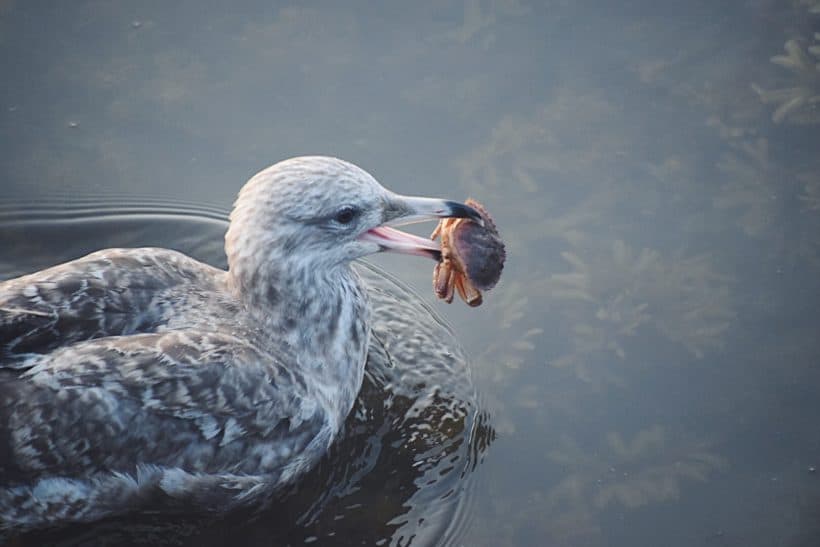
[334,206,359,225]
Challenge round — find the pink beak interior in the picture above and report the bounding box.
[360,226,440,259]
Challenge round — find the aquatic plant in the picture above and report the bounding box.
[471,426,727,546]
[799,171,820,211]
[713,137,782,237]
[546,426,724,511]
[455,89,632,251]
[753,36,820,124]
[798,0,820,15]
[453,90,644,392]
[465,276,548,435]
[444,0,529,47]
[547,240,734,383]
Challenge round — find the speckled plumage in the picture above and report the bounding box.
[0,156,479,530]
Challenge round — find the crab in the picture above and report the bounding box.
[430,198,506,307]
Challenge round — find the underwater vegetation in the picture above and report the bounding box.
[547,240,734,383]
[713,137,782,237]
[546,426,724,512]
[464,425,725,547]
[454,89,634,249]
[754,34,820,124]
[799,0,820,15]
[799,172,820,211]
[452,87,738,369]
[535,427,724,545]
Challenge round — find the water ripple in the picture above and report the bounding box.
[0,195,231,224]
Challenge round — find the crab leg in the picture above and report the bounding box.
[431,222,443,240]
[433,261,456,303]
[455,273,483,307]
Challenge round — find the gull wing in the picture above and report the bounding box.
[0,248,227,364]
[0,329,327,520]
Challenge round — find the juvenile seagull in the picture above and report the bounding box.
[0,156,482,529]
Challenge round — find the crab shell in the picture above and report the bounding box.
[431,198,506,307]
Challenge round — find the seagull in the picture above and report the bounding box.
[0,156,482,530]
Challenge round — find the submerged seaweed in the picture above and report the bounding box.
[713,137,781,237]
[799,171,820,211]
[492,426,727,547]
[546,426,724,511]
[754,36,820,124]
[547,240,734,383]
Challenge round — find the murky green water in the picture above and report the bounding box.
[1,1,819,545]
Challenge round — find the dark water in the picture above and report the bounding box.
[2,1,820,545]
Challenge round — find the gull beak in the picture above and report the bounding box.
[359,195,483,260]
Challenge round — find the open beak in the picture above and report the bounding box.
[359,195,483,260]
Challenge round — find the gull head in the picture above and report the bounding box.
[226,156,482,279]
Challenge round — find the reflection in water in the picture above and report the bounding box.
[0,209,493,546]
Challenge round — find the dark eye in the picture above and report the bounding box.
[334,206,359,225]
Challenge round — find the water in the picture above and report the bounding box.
[2,1,820,545]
